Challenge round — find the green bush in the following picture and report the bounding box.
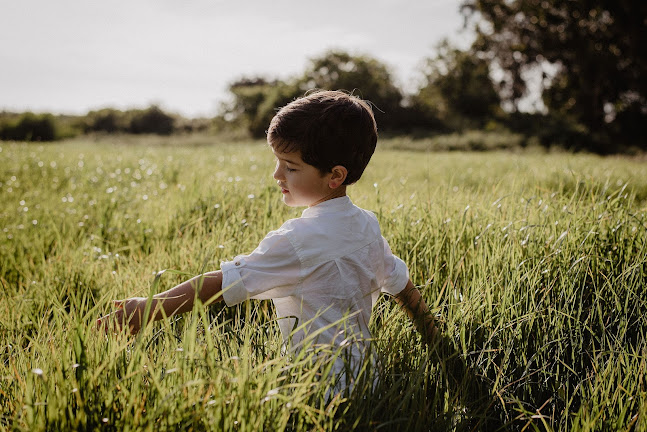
[0,112,59,141]
[384,130,526,152]
[82,106,177,136]
[506,112,591,151]
[128,105,175,135]
[83,108,130,134]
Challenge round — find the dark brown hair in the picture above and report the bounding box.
[267,90,378,185]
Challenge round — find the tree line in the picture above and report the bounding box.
[0,106,210,142]
[2,1,644,153]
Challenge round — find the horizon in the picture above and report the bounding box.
[0,0,468,118]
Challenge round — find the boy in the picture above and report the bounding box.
[98,90,437,388]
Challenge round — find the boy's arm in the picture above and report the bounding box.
[97,271,223,334]
[395,280,439,345]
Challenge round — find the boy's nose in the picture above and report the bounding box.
[273,166,283,181]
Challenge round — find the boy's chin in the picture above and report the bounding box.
[282,196,308,208]
[281,196,298,207]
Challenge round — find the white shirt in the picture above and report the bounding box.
[220,196,409,378]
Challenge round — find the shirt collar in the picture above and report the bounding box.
[301,196,352,218]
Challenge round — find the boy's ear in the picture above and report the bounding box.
[329,165,348,189]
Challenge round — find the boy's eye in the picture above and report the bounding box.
[285,166,296,172]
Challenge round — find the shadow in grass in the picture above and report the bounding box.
[428,331,508,431]
[330,329,509,431]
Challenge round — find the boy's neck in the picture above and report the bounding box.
[309,186,347,207]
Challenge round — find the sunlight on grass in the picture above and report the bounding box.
[1,138,646,431]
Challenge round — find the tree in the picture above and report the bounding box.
[220,51,405,137]
[0,112,57,141]
[220,77,302,138]
[84,108,129,134]
[413,40,503,131]
[128,105,175,135]
[299,51,404,130]
[461,0,647,149]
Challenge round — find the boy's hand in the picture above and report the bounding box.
[95,271,223,336]
[96,297,148,335]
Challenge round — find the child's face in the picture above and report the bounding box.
[272,148,334,207]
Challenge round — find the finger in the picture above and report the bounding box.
[96,315,114,334]
[96,311,124,335]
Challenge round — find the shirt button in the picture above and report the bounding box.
[235,261,240,266]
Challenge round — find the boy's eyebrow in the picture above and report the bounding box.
[276,154,302,165]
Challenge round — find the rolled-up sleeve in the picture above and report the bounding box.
[221,229,302,306]
[380,237,409,296]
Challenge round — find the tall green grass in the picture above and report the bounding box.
[1,137,646,431]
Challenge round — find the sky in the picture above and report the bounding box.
[0,0,470,118]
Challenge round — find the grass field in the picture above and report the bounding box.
[1,136,646,431]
